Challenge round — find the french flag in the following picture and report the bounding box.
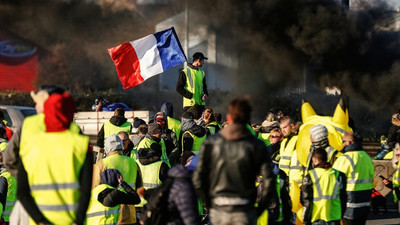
[108,27,186,89]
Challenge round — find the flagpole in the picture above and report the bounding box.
[185,0,189,67]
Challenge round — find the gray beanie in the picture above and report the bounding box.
[310,124,328,142]
[104,134,123,156]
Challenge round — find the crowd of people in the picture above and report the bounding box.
[0,52,397,225]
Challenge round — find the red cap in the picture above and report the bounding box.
[156,114,165,121]
[44,93,76,132]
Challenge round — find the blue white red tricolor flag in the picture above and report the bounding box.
[108,27,186,89]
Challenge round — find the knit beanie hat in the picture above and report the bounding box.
[148,123,162,135]
[310,124,328,142]
[44,93,76,132]
[104,134,123,156]
[100,169,121,188]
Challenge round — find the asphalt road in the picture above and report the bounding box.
[366,209,399,225]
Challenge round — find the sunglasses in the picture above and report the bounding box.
[270,135,281,139]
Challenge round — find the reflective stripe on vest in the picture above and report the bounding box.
[183,68,205,107]
[0,171,16,221]
[289,151,305,185]
[136,161,163,207]
[86,184,120,225]
[393,165,400,187]
[103,154,138,190]
[279,135,298,175]
[20,130,89,224]
[340,154,374,191]
[104,120,131,141]
[182,131,206,155]
[309,168,342,222]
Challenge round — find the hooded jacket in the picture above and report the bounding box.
[165,165,202,225]
[192,123,275,213]
[97,116,132,148]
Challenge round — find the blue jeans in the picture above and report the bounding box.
[210,208,257,225]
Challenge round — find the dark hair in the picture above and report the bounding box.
[228,98,251,124]
[214,113,222,124]
[202,108,215,124]
[0,127,6,139]
[0,111,4,120]
[312,148,327,163]
[138,124,148,135]
[115,108,125,117]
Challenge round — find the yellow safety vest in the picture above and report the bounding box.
[182,131,206,155]
[279,135,298,175]
[85,184,120,225]
[0,142,7,152]
[332,150,374,218]
[258,132,271,147]
[137,137,170,167]
[0,171,16,222]
[103,154,138,190]
[20,113,81,151]
[309,168,342,223]
[20,130,89,224]
[206,121,221,136]
[182,67,205,107]
[393,162,400,187]
[136,161,163,207]
[167,117,181,140]
[104,120,131,141]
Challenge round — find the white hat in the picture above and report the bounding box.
[104,134,123,156]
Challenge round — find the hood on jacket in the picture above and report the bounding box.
[181,116,196,133]
[393,113,400,127]
[167,164,191,179]
[110,115,128,126]
[187,124,206,138]
[219,123,253,141]
[160,102,174,118]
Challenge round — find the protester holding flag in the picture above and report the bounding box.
[176,52,209,111]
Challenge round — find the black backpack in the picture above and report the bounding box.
[142,177,176,225]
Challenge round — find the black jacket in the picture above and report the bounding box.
[166,165,202,225]
[97,116,132,148]
[388,113,400,150]
[301,163,347,225]
[192,123,275,213]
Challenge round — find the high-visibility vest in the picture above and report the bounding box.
[20,130,89,224]
[332,150,374,219]
[85,184,120,225]
[309,168,342,222]
[182,67,205,107]
[246,124,257,136]
[206,121,221,136]
[104,120,131,141]
[136,161,163,207]
[167,117,181,140]
[20,113,81,150]
[137,137,170,167]
[289,151,305,186]
[279,135,298,175]
[0,142,7,152]
[275,174,284,222]
[182,131,206,155]
[103,154,138,190]
[392,161,400,202]
[0,171,16,222]
[258,132,271,147]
